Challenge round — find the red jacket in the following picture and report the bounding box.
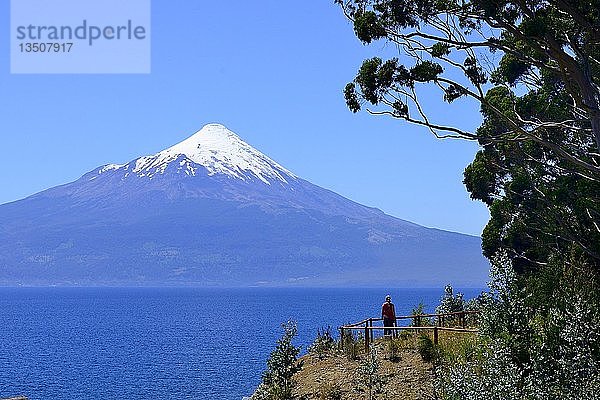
[381,302,396,320]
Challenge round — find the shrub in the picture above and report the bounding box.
[341,329,362,360]
[252,320,303,400]
[309,326,335,360]
[437,253,600,399]
[386,337,402,362]
[411,302,432,326]
[463,295,484,327]
[436,285,465,327]
[418,334,439,363]
[356,345,383,400]
[436,332,480,364]
[397,329,413,341]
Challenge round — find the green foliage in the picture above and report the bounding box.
[435,285,466,327]
[410,302,432,326]
[462,151,496,205]
[397,329,413,341]
[337,1,600,397]
[417,334,440,363]
[356,345,384,400]
[353,10,387,44]
[443,84,466,103]
[411,302,426,315]
[436,332,481,365]
[437,254,600,399]
[254,320,303,400]
[392,100,408,117]
[308,326,335,360]
[356,57,385,104]
[464,74,600,273]
[436,285,465,314]
[337,0,600,275]
[343,83,360,113]
[341,329,361,360]
[410,61,443,82]
[430,42,451,58]
[491,53,530,86]
[386,337,402,362]
[463,56,487,85]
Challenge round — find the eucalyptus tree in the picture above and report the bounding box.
[338,0,600,273]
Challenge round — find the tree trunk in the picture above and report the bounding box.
[591,111,600,154]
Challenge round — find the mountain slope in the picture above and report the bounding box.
[0,124,488,287]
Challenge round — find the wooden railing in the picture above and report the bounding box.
[339,310,480,352]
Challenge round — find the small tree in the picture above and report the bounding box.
[357,345,383,400]
[437,253,600,399]
[436,285,465,327]
[410,302,432,327]
[437,285,465,313]
[252,320,303,400]
[308,326,335,360]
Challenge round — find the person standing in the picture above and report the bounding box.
[381,295,396,336]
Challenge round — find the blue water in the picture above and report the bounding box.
[0,287,482,399]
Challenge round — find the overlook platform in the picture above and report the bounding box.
[339,310,479,352]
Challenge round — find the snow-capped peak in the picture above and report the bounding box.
[103,123,296,184]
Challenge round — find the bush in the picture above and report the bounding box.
[411,302,432,326]
[386,337,402,362]
[436,332,480,364]
[437,253,600,399]
[436,285,465,327]
[341,329,361,360]
[356,345,383,400]
[309,326,335,360]
[463,295,484,327]
[397,329,413,341]
[418,334,439,363]
[252,320,303,400]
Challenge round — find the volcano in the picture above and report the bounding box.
[0,123,488,287]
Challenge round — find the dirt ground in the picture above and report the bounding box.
[292,338,436,400]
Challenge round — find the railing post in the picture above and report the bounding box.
[434,326,438,345]
[339,327,344,351]
[369,318,374,342]
[364,322,370,353]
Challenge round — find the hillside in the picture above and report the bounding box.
[292,340,435,400]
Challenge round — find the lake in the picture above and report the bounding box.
[0,287,483,399]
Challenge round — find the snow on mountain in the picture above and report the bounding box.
[99,123,296,185]
[0,121,490,287]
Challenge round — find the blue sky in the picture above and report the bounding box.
[0,0,489,236]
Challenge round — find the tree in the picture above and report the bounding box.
[357,345,383,400]
[437,253,600,399]
[337,0,600,273]
[339,0,600,166]
[336,3,600,397]
[252,320,303,400]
